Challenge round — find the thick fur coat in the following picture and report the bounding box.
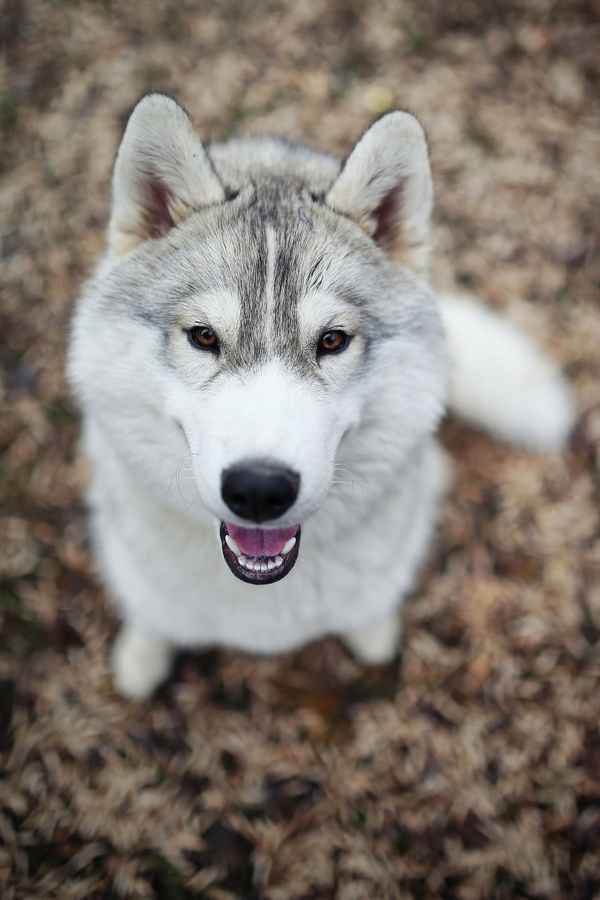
[68,95,573,698]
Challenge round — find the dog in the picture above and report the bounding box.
[68,94,574,699]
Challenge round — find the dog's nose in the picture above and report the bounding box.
[221,463,300,523]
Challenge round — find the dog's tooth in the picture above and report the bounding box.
[275,556,283,566]
[260,562,267,572]
[225,534,241,556]
[267,560,276,570]
[238,555,247,566]
[282,537,296,555]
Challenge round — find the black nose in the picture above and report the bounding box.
[221,463,300,524]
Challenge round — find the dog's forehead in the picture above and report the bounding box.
[220,187,322,289]
[227,192,373,302]
[187,189,371,351]
[126,181,397,370]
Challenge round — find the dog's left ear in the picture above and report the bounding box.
[326,112,432,277]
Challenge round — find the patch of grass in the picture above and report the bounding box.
[148,856,196,900]
[0,679,15,749]
[0,93,17,133]
[405,16,434,55]
[220,89,296,140]
[350,809,367,830]
[465,110,497,154]
[139,63,171,90]
[340,43,376,79]
[42,396,79,429]
[0,582,22,612]
[0,583,46,658]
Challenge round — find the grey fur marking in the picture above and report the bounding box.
[93,175,408,374]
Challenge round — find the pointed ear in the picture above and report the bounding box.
[108,94,226,258]
[325,112,433,276]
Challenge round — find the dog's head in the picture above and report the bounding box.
[72,95,446,585]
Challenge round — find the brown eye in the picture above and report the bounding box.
[188,326,219,351]
[318,330,350,355]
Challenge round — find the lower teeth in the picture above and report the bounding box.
[225,533,294,574]
[239,555,285,571]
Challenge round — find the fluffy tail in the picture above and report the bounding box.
[437,293,575,452]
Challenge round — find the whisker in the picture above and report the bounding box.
[330,473,371,499]
[167,454,196,505]
[332,462,371,497]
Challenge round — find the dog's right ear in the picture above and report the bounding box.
[108,94,225,259]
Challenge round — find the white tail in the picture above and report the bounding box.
[438,293,575,452]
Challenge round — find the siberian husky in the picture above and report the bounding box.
[68,94,574,699]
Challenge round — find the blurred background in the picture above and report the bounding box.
[1,1,600,897]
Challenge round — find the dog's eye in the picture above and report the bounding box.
[318,330,350,355]
[187,326,219,351]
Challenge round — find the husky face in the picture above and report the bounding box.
[148,191,410,583]
[71,95,444,586]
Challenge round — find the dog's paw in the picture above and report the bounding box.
[111,623,175,700]
[344,613,401,665]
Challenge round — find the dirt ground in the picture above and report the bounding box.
[1,0,600,897]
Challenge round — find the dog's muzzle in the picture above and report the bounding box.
[220,462,301,584]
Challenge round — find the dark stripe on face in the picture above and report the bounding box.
[273,222,311,360]
[227,188,315,369]
[213,209,266,369]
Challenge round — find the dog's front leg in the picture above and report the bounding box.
[343,612,402,665]
[111,622,175,700]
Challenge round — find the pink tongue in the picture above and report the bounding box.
[226,523,298,557]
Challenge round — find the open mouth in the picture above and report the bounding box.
[220,522,301,585]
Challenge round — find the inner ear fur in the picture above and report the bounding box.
[108,94,225,258]
[325,112,433,277]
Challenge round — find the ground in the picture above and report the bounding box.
[1,1,600,897]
